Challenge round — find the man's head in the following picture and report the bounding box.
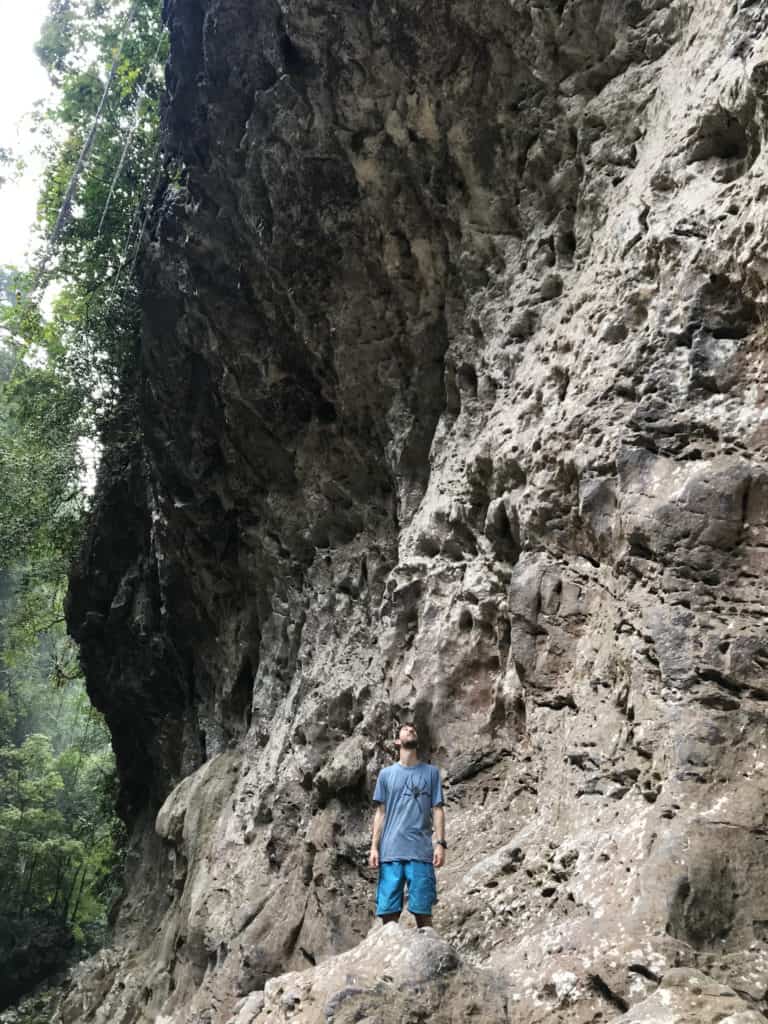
[395,722,418,750]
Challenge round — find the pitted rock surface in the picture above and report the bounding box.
[619,968,765,1024]
[234,924,507,1024]
[61,0,768,1022]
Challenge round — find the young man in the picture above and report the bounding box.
[368,723,447,928]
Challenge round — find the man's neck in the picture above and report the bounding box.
[399,749,420,767]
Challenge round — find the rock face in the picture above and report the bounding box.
[62,0,768,1022]
[235,923,509,1024]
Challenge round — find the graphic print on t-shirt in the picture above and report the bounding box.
[404,775,431,804]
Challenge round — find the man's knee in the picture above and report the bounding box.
[381,912,401,924]
[414,914,432,928]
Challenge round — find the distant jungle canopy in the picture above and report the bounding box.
[0,0,166,1008]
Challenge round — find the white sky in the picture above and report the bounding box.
[0,0,54,268]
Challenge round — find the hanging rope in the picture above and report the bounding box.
[96,30,165,239]
[126,160,163,277]
[36,0,139,282]
[106,153,163,303]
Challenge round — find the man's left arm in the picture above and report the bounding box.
[432,767,446,868]
[433,804,446,868]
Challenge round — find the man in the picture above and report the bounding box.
[368,723,447,928]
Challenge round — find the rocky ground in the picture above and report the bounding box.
[56,0,768,1021]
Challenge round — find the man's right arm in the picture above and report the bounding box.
[369,803,385,868]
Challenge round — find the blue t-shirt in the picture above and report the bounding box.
[373,762,444,863]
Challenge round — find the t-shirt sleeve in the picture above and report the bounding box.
[373,770,387,804]
[431,767,444,806]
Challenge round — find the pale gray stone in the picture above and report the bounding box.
[55,1,768,1023]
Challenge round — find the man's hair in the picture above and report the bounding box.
[397,721,417,736]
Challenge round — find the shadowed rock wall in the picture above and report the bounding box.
[63,1,768,1021]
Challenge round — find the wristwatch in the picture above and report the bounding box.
[435,839,448,849]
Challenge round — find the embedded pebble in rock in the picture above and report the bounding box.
[56,0,768,1022]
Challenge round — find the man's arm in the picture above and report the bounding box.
[431,766,447,868]
[433,805,446,868]
[369,803,385,869]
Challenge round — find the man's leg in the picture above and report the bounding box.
[376,862,406,922]
[405,861,437,928]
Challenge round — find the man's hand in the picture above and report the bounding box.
[369,847,380,870]
[433,845,445,869]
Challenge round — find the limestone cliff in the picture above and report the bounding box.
[62,1,768,1022]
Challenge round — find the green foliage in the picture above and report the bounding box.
[0,361,84,576]
[0,575,126,948]
[0,0,165,998]
[0,0,166,585]
[35,0,81,85]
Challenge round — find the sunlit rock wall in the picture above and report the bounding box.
[64,1,768,1021]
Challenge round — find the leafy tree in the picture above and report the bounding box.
[0,0,164,1006]
[0,569,127,1009]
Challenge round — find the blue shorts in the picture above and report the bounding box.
[376,860,437,916]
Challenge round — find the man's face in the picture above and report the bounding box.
[397,724,418,750]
